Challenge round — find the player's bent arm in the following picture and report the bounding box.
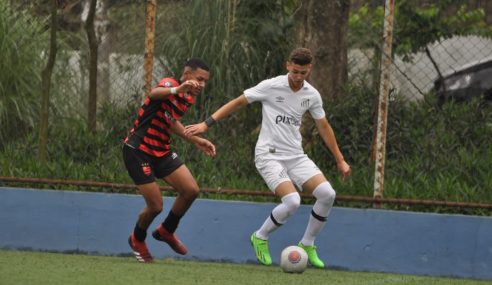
[149,80,197,100]
[315,117,346,164]
[315,117,351,178]
[149,87,174,100]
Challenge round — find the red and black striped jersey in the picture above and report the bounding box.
[124,77,195,157]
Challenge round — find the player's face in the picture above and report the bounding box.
[286,62,311,90]
[187,68,210,96]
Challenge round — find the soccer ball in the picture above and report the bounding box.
[280,245,308,273]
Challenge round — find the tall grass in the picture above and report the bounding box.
[0,2,47,147]
[153,0,295,119]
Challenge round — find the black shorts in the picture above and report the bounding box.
[122,144,184,185]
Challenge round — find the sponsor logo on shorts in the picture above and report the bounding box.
[141,163,151,176]
[172,152,178,160]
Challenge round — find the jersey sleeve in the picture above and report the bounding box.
[157,77,179,88]
[243,78,273,103]
[309,92,326,119]
[148,77,179,101]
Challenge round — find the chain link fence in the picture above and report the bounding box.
[345,1,491,203]
[34,1,491,112]
[348,2,492,102]
[52,1,147,112]
[56,1,492,114]
[2,0,491,206]
[54,1,209,112]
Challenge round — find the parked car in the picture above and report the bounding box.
[433,57,492,105]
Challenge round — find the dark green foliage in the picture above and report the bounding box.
[3,80,491,214]
[0,2,47,147]
[395,1,492,60]
[383,95,492,203]
[349,1,492,61]
[301,81,492,210]
[1,1,491,215]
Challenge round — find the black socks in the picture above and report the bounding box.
[162,210,183,233]
[133,224,147,242]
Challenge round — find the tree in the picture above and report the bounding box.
[38,0,59,162]
[296,0,351,101]
[294,0,351,152]
[97,0,111,105]
[84,0,98,133]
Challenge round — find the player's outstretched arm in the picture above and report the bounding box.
[315,117,351,179]
[184,95,249,136]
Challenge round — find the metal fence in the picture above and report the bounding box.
[348,2,492,102]
[52,1,492,109]
[3,0,491,206]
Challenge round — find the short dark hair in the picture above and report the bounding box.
[185,58,210,71]
[289,48,313,65]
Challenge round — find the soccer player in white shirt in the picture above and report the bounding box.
[184,48,351,268]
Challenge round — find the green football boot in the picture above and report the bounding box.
[250,232,272,265]
[298,242,325,268]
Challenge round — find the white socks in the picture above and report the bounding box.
[255,182,336,244]
[255,192,300,240]
[300,181,336,246]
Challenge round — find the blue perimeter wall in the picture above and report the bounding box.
[0,187,491,280]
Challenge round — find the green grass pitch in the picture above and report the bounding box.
[0,250,490,285]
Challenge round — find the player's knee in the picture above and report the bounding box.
[313,181,336,206]
[282,192,301,215]
[153,205,163,215]
[148,200,163,215]
[182,185,200,201]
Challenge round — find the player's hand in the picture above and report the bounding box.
[177,79,200,94]
[193,137,216,157]
[337,160,351,180]
[184,122,208,136]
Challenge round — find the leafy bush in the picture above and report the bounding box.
[3,84,490,214]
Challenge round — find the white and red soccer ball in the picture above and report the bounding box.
[280,245,308,273]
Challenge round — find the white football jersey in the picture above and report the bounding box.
[244,74,325,160]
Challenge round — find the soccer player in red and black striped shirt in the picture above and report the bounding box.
[123,58,216,263]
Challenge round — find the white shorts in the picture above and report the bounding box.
[254,154,322,192]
